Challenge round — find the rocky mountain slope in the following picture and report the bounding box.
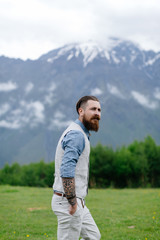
[0,38,160,167]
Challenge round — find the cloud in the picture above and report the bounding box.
[25,82,34,94]
[0,101,45,129]
[131,91,158,109]
[44,82,57,105]
[0,0,94,59]
[20,101,45,125]
[90,0,160,51]
[0,120,21,129]
[0,103,10,116]
[48,110,72,130]
[44,92,54,106]
[0,0,160,59]
[0,81,18,92]
[154,88,160,100]
[107,84,125,98]
[49,82,56,92]
[49,119,72,130]
[54,111,66,119]
[90,88,103,96]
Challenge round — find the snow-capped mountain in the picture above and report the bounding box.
[0,38,160,167]
[40,38,160,68]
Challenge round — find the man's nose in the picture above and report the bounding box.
[95,110,101,118]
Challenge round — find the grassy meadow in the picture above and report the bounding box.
[0,185,160,240]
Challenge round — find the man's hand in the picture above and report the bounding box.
[62,177,77,214]
[69,202,77,215]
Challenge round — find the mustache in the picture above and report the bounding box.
[91,116,100,120]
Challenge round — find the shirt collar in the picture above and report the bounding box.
[75,119,90,140]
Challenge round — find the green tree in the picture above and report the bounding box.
[113,146,134,188]
[21,163,39,186]
[90,144,114,188]
[128,140,149,187]
[44,161,55,187]
[144,136,160,187]
[0,163,22,185]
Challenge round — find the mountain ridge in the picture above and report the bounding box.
[0,38,160,167]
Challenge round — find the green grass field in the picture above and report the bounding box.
[0,185,160,240]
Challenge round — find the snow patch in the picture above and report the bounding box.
[111,51,120,64]
[130,54,137,63]
[67,52,74,61]
[47,39,128,67]
[78,42,111,67]
[145,54,160,66]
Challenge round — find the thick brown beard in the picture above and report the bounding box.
[82,116,99,132]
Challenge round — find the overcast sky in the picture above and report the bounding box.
[0,0,160,60]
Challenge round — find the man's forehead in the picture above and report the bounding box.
[86,100,101,108]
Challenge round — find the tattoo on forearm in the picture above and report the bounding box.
[62,178,77,206]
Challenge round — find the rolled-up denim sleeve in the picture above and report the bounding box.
[60,130,85,178]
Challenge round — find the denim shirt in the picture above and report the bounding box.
[60,119,90,178]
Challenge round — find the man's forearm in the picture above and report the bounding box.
[62,177,77,206]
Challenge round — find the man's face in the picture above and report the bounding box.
[79,100,101,132]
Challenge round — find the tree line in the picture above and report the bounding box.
[0,136,160,188]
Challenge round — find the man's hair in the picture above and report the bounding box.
[76,96,99,114]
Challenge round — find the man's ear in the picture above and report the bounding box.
[78,107,84,116]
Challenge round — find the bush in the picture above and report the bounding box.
[0,160,55,187]
[0,135,159,188]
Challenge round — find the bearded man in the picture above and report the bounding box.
[51,96,101,240]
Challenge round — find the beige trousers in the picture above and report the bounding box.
[51,194,101,240]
